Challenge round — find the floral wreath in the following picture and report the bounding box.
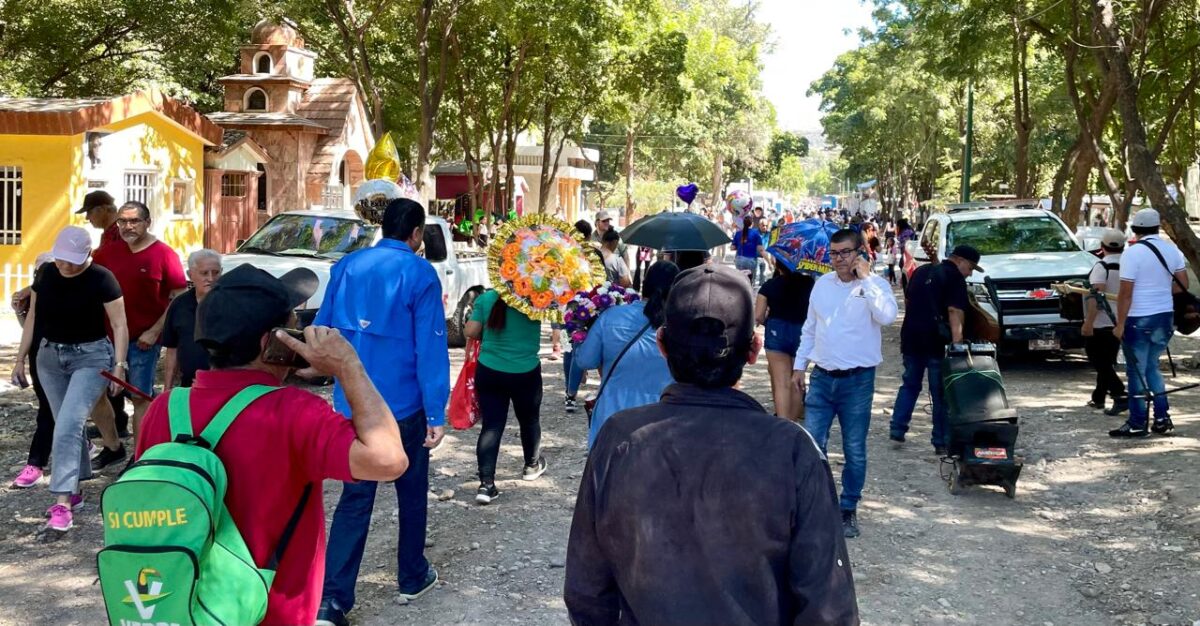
[486,214,606,322]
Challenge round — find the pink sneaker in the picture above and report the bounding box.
[46,504,73,531]
[45,493,84,517]
[11,465,42,489]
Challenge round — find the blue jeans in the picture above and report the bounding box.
[889,354,947,448]
[563,344,584,397]
[126,341,162,398]
[1122,312,1173,427]
[323,411,431,609]
[36,338,112,494]
[804,366,876,512]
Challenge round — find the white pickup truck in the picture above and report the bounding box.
[222,209,490,346]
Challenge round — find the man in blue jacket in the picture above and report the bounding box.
[316,198,450,626]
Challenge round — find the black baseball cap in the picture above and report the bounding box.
[950,245,984,272]
[77,190,115,214]
[662,264,754,357]
[196,264,319,361]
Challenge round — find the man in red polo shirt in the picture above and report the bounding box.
[136,264,409,625]
[92,200,187,467]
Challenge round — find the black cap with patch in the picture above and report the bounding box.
[662,264,754,357]
[195,264,318,362]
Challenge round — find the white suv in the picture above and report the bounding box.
[903,202,1098,353]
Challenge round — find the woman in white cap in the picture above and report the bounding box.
[11,225,128,533]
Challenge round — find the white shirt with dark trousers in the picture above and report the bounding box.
[794,272,898,372]
[1120,235,1186,317]
[1087,252,1121,329]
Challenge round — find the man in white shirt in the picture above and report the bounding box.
[1111,209,1187,437]
[1081,229,1127,415]
[792,229,898,538]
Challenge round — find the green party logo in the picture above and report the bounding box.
[121,568,172,620]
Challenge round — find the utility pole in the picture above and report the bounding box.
[961,79,975,203]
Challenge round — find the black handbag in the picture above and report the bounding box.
[1134,240,1200,335]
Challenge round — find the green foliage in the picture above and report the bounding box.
[0,0,255,110]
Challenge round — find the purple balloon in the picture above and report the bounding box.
[676,183,699,205]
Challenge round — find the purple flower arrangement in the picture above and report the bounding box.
[562,282,640,344]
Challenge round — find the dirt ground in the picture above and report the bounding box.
[0,288,1199,626]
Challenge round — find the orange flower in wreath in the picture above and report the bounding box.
[557,291,574,307]
[513,276,533,297]
[500,261,519,281]
[502,243,520,262]
[531,290,554,310]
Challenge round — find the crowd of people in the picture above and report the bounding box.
[5,189,1191,624]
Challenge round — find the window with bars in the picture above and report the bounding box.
[222,173,248,197]
[124,172,156,210]
[0,166,22,245]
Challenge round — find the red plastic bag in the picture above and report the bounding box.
[448,339,481,430]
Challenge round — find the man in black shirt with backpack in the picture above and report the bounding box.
[889,245,982,455]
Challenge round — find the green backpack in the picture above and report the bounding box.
[98,385,312,626]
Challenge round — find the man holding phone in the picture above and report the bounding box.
[792,228,897,539]
[315,198,450,626]
[135,264,409,624]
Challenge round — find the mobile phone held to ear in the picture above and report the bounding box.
[853,250,870,278]
[262,327,310,368]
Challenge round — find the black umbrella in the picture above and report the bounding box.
[619,211,731,251]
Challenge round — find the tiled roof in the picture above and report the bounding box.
[0,90,224,144]
[300,78,366,183]
[221,129,247,149]
[206,111,329,133]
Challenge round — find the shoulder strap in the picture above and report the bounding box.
[194,385,282,449]
[267,483,312,571]
[168,388,195,440]
[1134,240,1188,292]
[595,321,653,402]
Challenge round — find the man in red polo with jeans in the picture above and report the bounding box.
[136,264,410,624]
[92,200,187,469]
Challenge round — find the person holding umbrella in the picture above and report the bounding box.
[756,264,815,421]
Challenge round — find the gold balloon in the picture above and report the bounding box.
[365,132,402,182]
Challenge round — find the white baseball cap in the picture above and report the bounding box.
[51,225,92,265]
[1101,228,1126,250]
[1130,208,1161,228]
[595,209,612,222]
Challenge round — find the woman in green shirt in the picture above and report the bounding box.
[465,289,547,504]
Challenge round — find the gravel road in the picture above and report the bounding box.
[0,290,1198,626]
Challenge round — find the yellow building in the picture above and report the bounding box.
[0,90,223,297]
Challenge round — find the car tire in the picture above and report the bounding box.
[446,288,480,348]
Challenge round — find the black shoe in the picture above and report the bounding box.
[1086,400,1104,410]
[934,446,948,457]
[86,424,131,440]
[1151,418,1175,435]
[91,444,127,470]
[314,600,349,626]
[889,433,904,450]
[396,567,438,604]
[564,397,578,414]
[522,457,548,481]
[1108,423,1149,438]
[841,509,860,539]
[1104,399,1129,416]
[475,483,500,505]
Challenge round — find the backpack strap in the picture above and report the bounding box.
[167,385,282,449]
[267,483,313,571]
[197,385,282,449]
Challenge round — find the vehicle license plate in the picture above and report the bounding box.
[1029,338,1059,351]
[975,447,1008,460]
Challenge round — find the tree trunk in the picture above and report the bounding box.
[1093,0,1200,271]
[538,101,555,214]
[1064,149,1096,230]
[414,0,457,203]
[1012,11,1033,197]
[711,152,724,214]
[623,128,635,218]
[1051,140,1081,214]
